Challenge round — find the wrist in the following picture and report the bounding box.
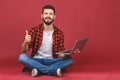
[23,40,28,44]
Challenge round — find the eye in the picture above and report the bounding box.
[49,13,54,15]
[44,12,48,15]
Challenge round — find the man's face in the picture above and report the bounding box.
[41,9,56,25]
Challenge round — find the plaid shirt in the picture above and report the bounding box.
[28,24,65,57]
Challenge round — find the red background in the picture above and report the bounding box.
[0,0,120,67]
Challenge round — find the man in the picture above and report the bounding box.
[19,5,79,77]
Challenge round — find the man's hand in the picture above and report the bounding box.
[24,30,31,43]
[73,49,81,54]
[21,30,31,53]
[58,53,66,58]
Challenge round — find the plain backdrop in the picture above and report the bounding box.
[0,0,120,66]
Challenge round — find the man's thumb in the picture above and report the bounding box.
[26,30,28,35]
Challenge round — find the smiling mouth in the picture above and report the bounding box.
[45,17,51,20]
[46,18,51,20]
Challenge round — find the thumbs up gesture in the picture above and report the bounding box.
[24,30,31,43]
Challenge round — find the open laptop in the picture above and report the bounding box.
[56,37,89,55]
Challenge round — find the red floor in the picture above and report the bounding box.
[0,62,120,80]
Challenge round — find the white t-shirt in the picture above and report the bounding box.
[33,30,53,59]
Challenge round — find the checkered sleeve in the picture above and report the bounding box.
[58,31,65,51]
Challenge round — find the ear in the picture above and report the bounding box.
[54,15,56,19]
[41,14,43,19]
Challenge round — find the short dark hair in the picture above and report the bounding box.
[42,5,56,14]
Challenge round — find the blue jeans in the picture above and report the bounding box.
[18,53,73,76]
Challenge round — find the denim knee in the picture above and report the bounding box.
[18,53,29,63]
[65,57,74,65]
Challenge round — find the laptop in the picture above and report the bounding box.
[56,37,89,55]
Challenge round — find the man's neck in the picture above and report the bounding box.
[43,23,53,32]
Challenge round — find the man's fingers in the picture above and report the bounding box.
[26,35,31,37]
[25,30,31,43]
[59,54,65,57]
[73,49,81,54]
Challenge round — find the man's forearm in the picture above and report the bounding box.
[21,41,29,53]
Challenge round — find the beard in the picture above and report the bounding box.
[43,17,54,25]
